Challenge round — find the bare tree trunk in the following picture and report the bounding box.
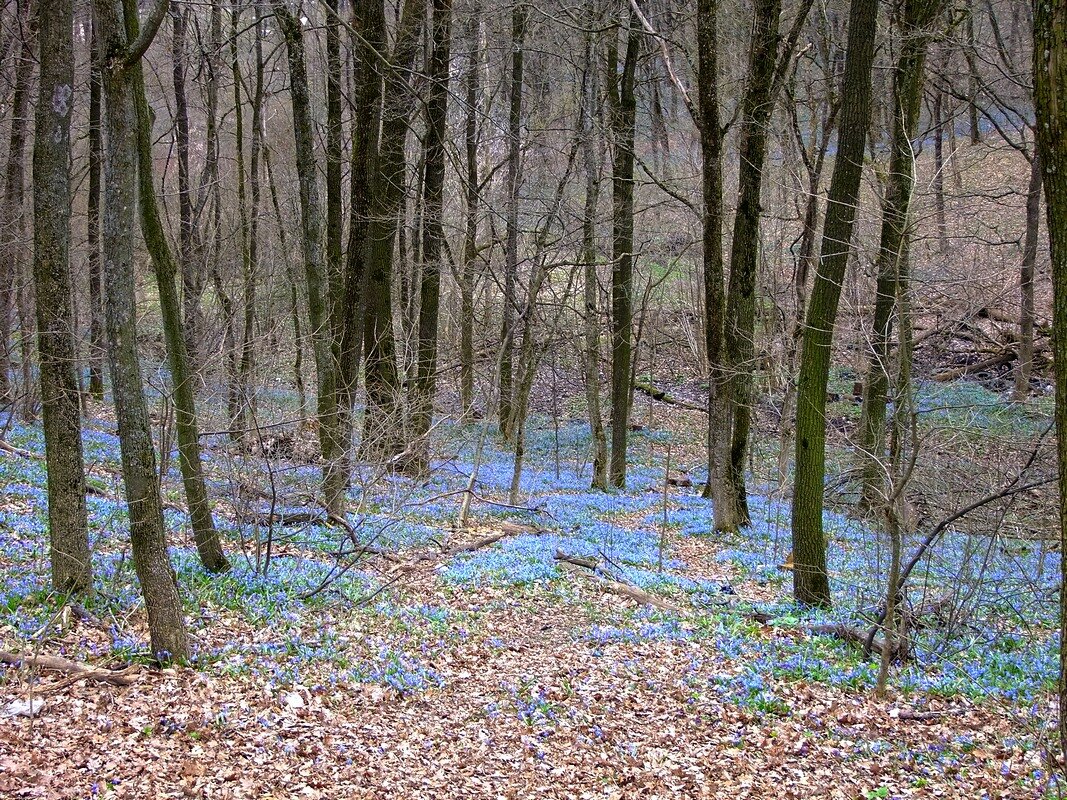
[1032,0,1067,759]
[607,6,639,489]
[33,0,92,594]
[361,0,425,463]
[792,0,880,609]
[1013,153,1041,402]
[698,0,731,530]
[460,3,481,420]
[131,1,229,574]
[93,0,190,662]
[857,0,941,510]
[580,17,608,491]
[410,0,452,473]
[0,1,34,406]
[87,23,105,400]
[499,3,526,442]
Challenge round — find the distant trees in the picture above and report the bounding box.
[0,0,1056,660]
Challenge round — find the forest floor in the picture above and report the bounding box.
[0,377,1061,799]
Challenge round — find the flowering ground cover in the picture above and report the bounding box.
[0,397,1060,798]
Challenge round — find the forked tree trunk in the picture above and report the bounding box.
[33,0,92,594]
[792,0,880,609]
[856,0,942,510]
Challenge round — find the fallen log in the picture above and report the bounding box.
[447,522,538,555]
[633,381,708,414]
[0,651,139,686]
[0,439,37,459]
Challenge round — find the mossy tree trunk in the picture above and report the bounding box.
[93,0,189,662]
[33,0,92,595]
[791,0,880,609]
[1032,0,1067,761]
[130,6,228,575]
[460,4,481,420]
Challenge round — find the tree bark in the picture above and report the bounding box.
[361,0,425,462]
[499,3,527,442]
[1032,0,1067,759]
[1013,153,1042,402]
[33,0,92,595]
[581,16,608,491]
[0,1,34,406]
[607,7,639,489]
[93,0,190,662]
[409,0,453,473]
[856,0,942,510]
[87,22,105,400]
[460,3,481,420]
[791,0,880,609]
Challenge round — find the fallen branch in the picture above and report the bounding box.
[932,350,1015,382]
[597,578,683,613]
[0,439,37,459]
[554,551,683,613]
[633,381,708,413]
[448,522,536,555]
[0,651,139,686]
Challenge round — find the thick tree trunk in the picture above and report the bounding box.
[499,4,526,442]
[409,0,453,473]
[791,0,880,609]
[361,0,424,463]
[33,0,92,595]
[698,0,732,531]
[607,9,639,489]
[857,0,941,510]
[93,0,189,662]
[1032,0,1067,759]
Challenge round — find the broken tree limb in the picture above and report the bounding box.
[0,439,37,459]
[0,651,140,686]
[554,551,683,613]
[633,381,708,413]
[932,351,1016,382]
[447,522,538,555]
